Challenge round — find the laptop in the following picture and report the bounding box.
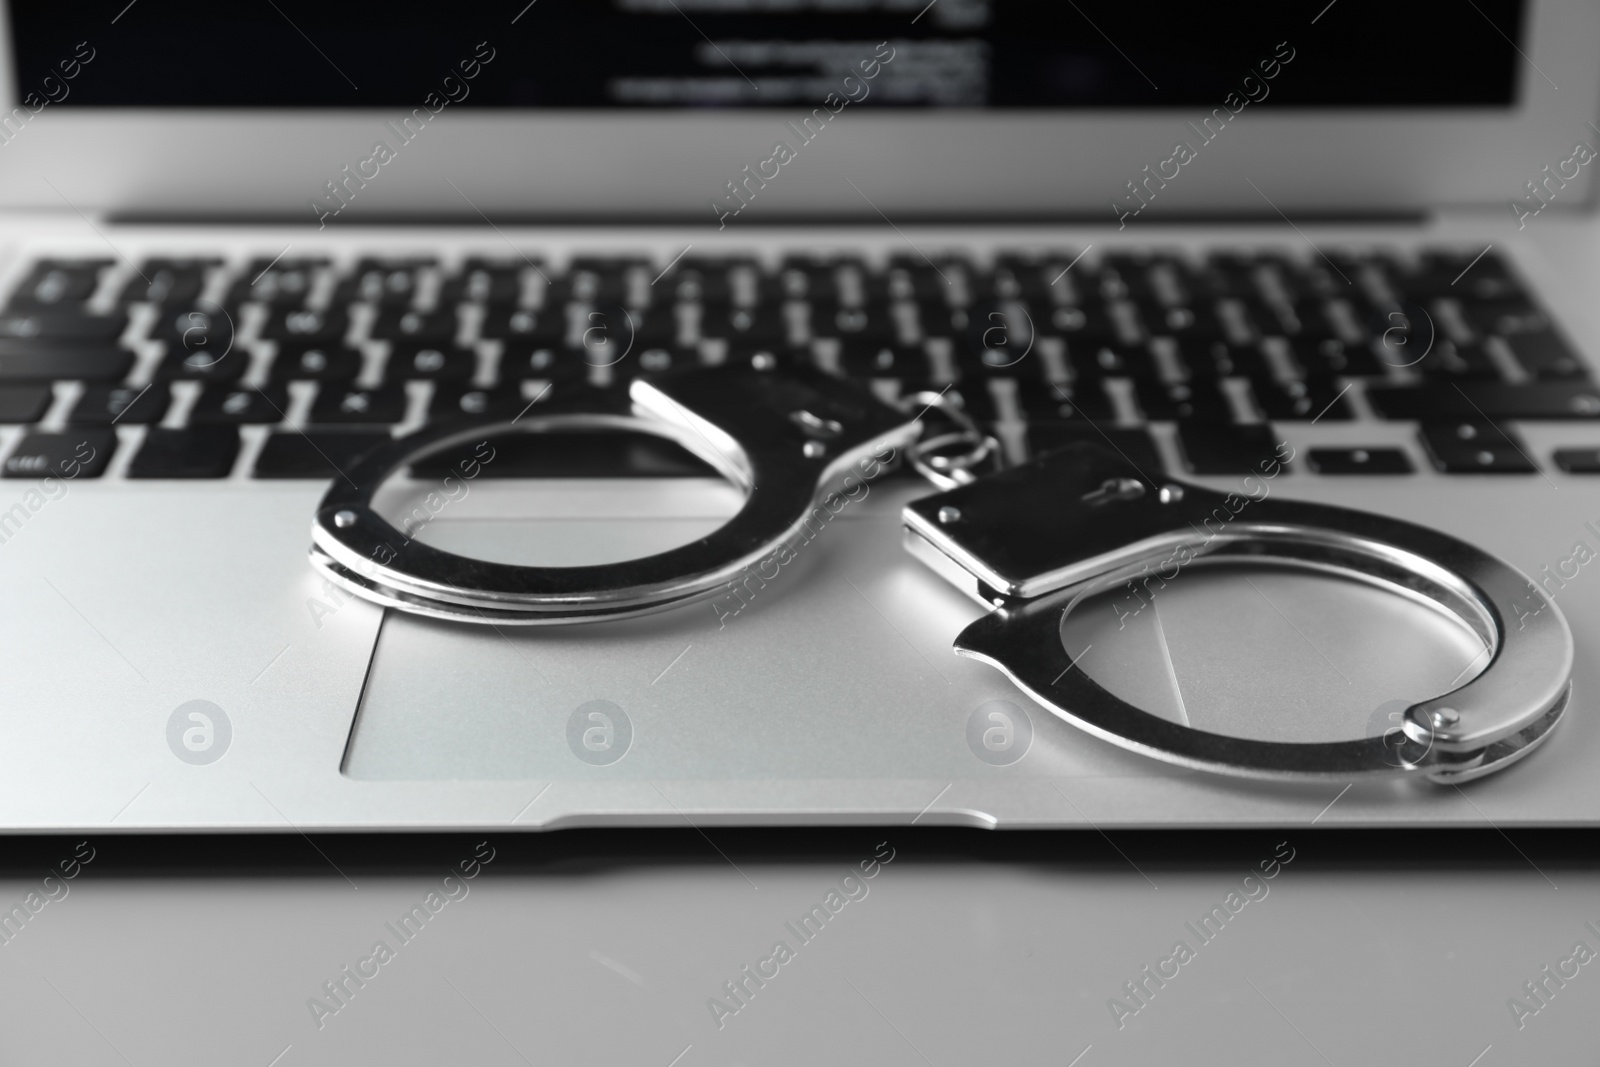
[0,0,1596,831]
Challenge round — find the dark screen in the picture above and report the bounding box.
[10,0,1525,108]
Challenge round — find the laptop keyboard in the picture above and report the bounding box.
[0,246,1592,480]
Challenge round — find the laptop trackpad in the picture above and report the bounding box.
[343,476,1490,781]
[341,477,1039,784]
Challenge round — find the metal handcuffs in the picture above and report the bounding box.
[311,365,1572,783]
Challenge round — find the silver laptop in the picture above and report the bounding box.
[0,0,1596,831]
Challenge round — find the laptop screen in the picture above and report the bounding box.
[11,0,1523,109]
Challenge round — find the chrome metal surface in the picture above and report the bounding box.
[903,443,1576,783]
[899,389,1002,491]
[312,365,921,624]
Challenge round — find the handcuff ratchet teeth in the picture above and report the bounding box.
[901,442,1573,783]
[310,367,1572,783]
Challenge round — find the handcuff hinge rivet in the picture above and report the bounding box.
[1160,485,1184,504]
[802,440,826,459]
[1430,707,1460,729]
[938,506,962,525]
[334,509,358,529]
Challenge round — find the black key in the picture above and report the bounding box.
[480,306,564,344]
[777,258,841,301]
[0,385,51,423]
[440,263,523,305]
[983,256,1055,302]
[1415,340,1500,380]
[1293,258,1362,299]
[1176,421,1287,475]
[1225,297,1275,340]
[7,261,107,310]
[625,306,682,348]
[0,344,133,382]
[806,300,896,347]
[1199,252,1262,300]
[1274,300,1345,345]
[1418,421,1537,473]
[927,257,977,300]
[227,258,322,308]
[147,306,237,355]
[1464,298,1548,338]
[1367,383,1600,420]
[1101,251,1184,296]
[1138,300,1228,343]
[253,431,389,478]
[654,257,739,305]
[189,386,289,425]
[387,344,475,382]
[1134,380,1233,421]
[119,262,211,308]
[1503,330,1586,380]
[260,306,347,344]
[309,385,408,425]
[962,341,1046,378]
[1094,262,1142,303]
[269,344,364,383]
[1025,423,1163,473]
[127,427,240,479]
[0,311,127,343]
[915,304,971,342]
[371,308,458,343]
[955,301,1037,374]
[1285,337,1382,378]
[2,428,115,478]
[1038,302,1119,341]
[699,303,786,346]
[499,345,592,382]
[155,344,250,383]
[336,262,430,306]
[1252,378,1351,421]
[1553,448,1600,474]
[889,262,957,303]
[1015,378,1115,421]
[628,346,701,377]
[428,386,530,424]
[69,384,170,425]
[1180,339,1273,381]
[947,381,1002,423]
[572,315,634,370]
[1066,339,1159,380]
[1405,250,1523,302]
[808,301,896,343]
[837,341,930,381]
[548,263,632,306]
[1307,448,1413,474]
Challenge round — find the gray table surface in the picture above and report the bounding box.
[0,829,1588,1065]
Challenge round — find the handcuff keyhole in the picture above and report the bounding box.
[1080,477,1145,507]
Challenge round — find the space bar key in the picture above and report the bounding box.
[1366,382,1600,419]
[0,346,134,381]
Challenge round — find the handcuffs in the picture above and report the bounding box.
[311,365,1572,784]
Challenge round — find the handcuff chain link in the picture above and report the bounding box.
[899,389,1004,491]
